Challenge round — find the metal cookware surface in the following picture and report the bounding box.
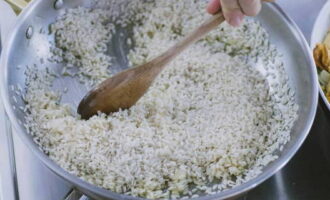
[0,0,318,199]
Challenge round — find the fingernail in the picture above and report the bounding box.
[229,15,242,27]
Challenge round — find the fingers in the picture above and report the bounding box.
[207,0,265,26]
[207,0,221,14]
[220,0,244,27]
[238,0,261,16]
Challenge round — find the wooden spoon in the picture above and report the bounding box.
[77,13,225,119]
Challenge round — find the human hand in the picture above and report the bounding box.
[207,0,273,27]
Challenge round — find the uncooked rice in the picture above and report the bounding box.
[23,0,298,199]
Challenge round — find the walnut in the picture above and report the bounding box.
[313,43,330,72]
[326,80,330,101]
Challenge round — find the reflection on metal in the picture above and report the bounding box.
[0,29,19,200]
[0,102,20,200]
[274,171,288,200]
[65,190,83,200]
[64,190,91,200]
[80,195,91,200]
[54,0,63,10]
[25,26,33,39]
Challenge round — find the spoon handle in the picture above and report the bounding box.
[146,13,225,72]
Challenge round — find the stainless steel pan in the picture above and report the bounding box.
[0,0,319,199]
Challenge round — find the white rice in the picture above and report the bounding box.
[23,0,298,199]
[50,7,114,85]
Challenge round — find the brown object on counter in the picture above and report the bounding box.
[314,43,330,72]
[326,81,330,101]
